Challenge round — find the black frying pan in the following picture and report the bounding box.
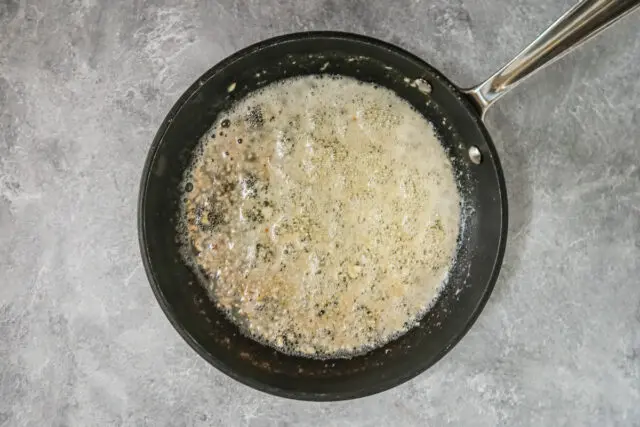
[138,1,639,400]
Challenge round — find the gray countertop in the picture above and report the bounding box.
[1,0,639,425]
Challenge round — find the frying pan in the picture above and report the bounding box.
[138,0,640,400]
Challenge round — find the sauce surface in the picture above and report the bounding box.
[179,75,461,358]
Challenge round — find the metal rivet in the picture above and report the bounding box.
[468,146,482,164]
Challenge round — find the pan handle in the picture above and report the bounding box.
[464,0,640,118]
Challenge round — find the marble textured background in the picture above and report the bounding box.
[1,0,639,425]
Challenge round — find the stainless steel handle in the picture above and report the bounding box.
[464,0,640,118]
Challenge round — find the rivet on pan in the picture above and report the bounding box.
[468,146,482,164]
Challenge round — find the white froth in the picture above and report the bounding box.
[179,75,461,358]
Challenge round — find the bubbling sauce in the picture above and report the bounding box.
[179,75,461,358]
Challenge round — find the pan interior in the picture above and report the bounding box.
[139,33,507,400]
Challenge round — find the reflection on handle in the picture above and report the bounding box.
[464,0,640,118]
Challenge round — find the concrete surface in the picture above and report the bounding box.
[1,0,639,425]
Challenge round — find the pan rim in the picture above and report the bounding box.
[138,30,508,401]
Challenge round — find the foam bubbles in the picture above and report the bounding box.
[177,75,461,359]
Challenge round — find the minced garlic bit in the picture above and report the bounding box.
[178,75,461,358]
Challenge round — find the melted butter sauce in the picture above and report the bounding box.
[179,75,461,358]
